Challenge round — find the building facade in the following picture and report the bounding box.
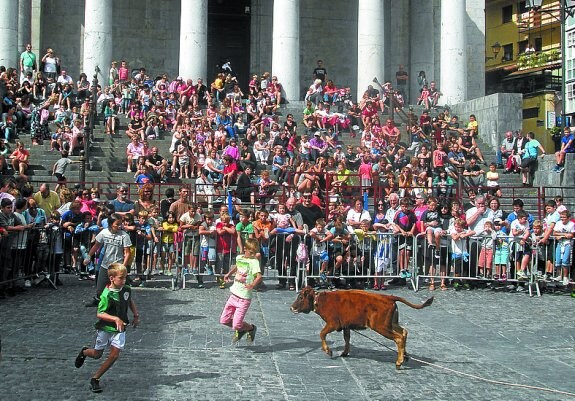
[1,0,486,104]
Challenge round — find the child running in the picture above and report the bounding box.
[220,238,262,344]
[75,263,139,393]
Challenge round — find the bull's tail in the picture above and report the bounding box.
[391,296,434,310]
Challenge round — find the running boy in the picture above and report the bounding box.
[75,263,139,393]
[220,238,262,344]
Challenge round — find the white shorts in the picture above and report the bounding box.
[95,330,126,351]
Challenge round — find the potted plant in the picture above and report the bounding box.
[549,126,563,152]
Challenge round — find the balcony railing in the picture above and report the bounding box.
[516,48,562,70]
[518,7,561,32]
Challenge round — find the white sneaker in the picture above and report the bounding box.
[517,271,527,279]
[143,269,150,276]
[24,279,32,288]
[563,277,570,286]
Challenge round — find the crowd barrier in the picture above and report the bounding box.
[414,232,574,296]
[0,225,66,290]
[2,220,573,296]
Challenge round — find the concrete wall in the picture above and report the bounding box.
[298,0,358,92]
[450,93,523,151]
[535,154,575,189]
[466,0,485,101]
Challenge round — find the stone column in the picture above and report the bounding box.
[179,0,208,82]
[0,0,19,68]
[83,0,112,82]
[410,0,434,105]
[357,0,385,101]
[440,0,467,104]
[18,0,32,55]
[272,0,300,102]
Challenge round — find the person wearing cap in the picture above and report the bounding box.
[309,130,328,161]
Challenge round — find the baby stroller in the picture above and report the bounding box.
[31,106,51,144]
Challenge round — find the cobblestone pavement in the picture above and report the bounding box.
[1,276,575,401]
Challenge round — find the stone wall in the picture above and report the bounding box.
[534,154,575,189]
[450,93,523,151]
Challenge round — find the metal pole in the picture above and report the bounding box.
[561,1,566,129]
[457,165,465,201]
[87,66,99,173]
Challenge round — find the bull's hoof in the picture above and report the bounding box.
[340,351,349,357]
[325,349,333,357]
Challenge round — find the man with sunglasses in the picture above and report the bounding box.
[109,183,134,217]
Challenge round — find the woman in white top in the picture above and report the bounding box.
[254,134,270,164]
[346,198,372,233]
[41,48,59,81]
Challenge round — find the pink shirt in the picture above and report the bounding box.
[118,67,129,81]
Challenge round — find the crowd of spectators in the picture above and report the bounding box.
[1,46,574,297]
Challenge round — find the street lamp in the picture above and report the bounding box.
[485,42,502,61]
[526,0,575,129]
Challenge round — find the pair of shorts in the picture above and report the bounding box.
[478,248,494,269]
[95,330,126,351]
[201,246,216,262]
[162,243,174,254]
[398,237,413,251]
[184,236,200,256]
[494,248,509,265]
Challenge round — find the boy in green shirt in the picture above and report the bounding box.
[75,263,139,393]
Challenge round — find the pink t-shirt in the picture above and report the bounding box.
[127,142,144,157]
[359,162,372,179]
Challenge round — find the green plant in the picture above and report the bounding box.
[549,49,560,61]
[537,52,549,65]
[517,54,528,69]
[549,126,562,136]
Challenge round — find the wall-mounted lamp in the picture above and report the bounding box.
[486,42,502,61]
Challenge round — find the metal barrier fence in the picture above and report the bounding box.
[414,232,574,296]
[0,226,64,290]
[1,220,573,297]
[170,231,304,291]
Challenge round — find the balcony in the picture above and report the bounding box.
[518,6,561,32]
[516,48,562,70]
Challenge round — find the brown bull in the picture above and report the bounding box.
[290,286,433,369]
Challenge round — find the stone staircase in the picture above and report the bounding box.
[18,99,547,216]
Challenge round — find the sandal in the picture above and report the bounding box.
[441,284,448,291]
[429,284,435,291]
